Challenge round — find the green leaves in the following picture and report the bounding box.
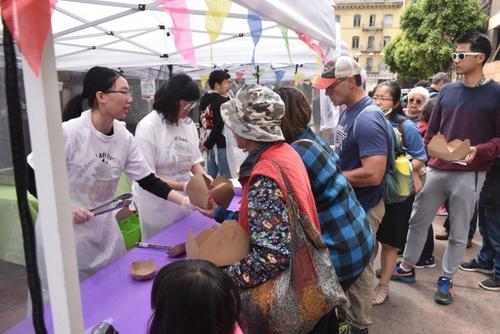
[384,0,488,81]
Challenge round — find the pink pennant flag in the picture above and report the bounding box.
[297,33,326,61]
[159,0,197,67]
[1,0,56,76]
[236,70,245,81]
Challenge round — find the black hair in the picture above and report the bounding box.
[375,80,405,119]
[62,66,123,121]
[208,70,231,89]
[148,260,240,334]
[153,73,200,124]
[414,80,430,88]
[419,97,436,123]
[455,31,492,65]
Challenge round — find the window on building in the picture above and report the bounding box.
[366,58,374,72]
[352,36,360,49]
[335,15,341,23]
[383,36,391,48]
[369,15,376,27]
[368,36,375,49]
[384,15,393,27]
[353,15,361,27]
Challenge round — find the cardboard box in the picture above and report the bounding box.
[185,174,234,209]
[186,220,250,267]
[427,132,471,161]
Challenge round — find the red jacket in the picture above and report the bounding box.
[238,143,320,232]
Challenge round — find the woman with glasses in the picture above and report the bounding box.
[133,74,204,240]
[29,66,192,302]
[405,87,430,123]
[371,81,427,305]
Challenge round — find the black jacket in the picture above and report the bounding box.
[199,91,230,149]
[480,158,500,209]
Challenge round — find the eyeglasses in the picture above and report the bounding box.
[408,97,423,104]
[325,77,349,92]
[451,52,483,61]
[102,90,132,97]
[372,96,393,102]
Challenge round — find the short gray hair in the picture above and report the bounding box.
[431,72,450,84]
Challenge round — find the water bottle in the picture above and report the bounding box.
[394,156,411,196]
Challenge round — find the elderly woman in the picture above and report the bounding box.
[405,86,430,122]
[198,84,340,334]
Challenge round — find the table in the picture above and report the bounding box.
[0,186,38,265]
[6,196,241,334]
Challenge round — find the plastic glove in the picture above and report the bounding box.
[180,196,194,210]
[182,181,188,193]
[72,206,94,224]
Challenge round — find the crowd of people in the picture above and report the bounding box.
[29,31,499,334]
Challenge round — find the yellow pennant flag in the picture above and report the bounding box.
[294,72,304,85]
[205,0,231,44]
[310,74,320,85]
[200,74,209,89]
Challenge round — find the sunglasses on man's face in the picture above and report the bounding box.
[409,98,422,105]
[325,77,349,92]
[451,52,483,61]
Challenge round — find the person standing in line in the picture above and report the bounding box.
[460,157,500,291]
[199,70,232,178]
[313,56,390,334]
[133,74,204,240]
[394,31,500,305]
[427,72,450,98]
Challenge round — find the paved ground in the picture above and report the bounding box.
[1,216,499,333]
[371,216,500,334]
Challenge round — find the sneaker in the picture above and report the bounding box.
[479,277,500,291]
[415,256,436,269]
[435,276,454,305]
[436,206,448,216]
[435,231,449,240]
[459,259,494,275]
[390,262,416,283]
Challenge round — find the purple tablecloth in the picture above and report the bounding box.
[6,197,241,334]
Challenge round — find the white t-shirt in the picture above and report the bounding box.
[134,111,203,182]
[133,111,203,240]
[32,110,151,301]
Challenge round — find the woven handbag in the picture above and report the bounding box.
[238,164,347,334]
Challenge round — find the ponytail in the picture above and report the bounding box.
[62,94,84,121]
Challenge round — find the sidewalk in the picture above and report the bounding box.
[371,216,500,334]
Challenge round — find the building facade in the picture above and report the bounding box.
[333,0,413,86]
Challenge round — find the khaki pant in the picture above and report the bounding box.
[338,199,385,329]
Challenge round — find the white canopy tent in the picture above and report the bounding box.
[51,0,337,80]
[10,1,339,332]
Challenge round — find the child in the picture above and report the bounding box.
[149,260,240,334]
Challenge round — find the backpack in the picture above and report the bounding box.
[353,105,413,204]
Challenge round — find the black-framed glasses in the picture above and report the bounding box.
[102,90,132,97]
[372,96,393,102]
[325,77,349,92]
[451,52,483,61]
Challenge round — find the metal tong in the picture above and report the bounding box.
[90,193,133,216]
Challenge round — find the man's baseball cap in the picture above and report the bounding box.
[313,56,362,90]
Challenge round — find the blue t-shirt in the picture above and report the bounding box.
[334,96,389,211]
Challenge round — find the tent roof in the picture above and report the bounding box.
[51,0,336,74]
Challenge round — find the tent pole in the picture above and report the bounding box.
[22,29,84,333]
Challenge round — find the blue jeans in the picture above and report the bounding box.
[476,203,500,277]
[207,147,231,178]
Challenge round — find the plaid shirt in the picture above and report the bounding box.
[291,128,374,282]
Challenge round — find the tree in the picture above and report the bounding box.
[384,0,488,81]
